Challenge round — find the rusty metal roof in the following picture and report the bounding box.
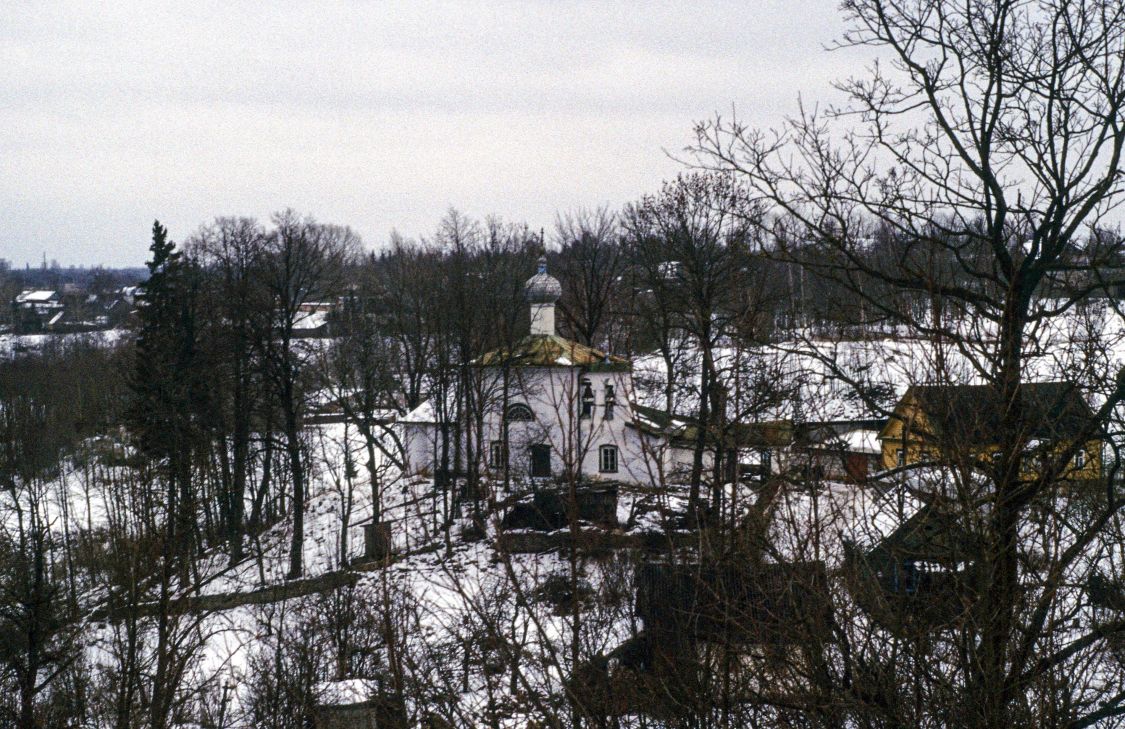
[475,334,631,371]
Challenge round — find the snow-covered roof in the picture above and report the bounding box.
[316,678,378,706]
[16,289,59,303]
[399,399,434,424]
[630,403,692,437]
[292,310,329,330]
[839,428,881,455]
[398,385,469,424]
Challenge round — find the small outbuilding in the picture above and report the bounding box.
[314,679,405,729]
[845,501,980,635]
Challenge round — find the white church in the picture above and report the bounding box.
[399,257,715,487]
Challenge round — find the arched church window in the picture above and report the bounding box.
[506,403,534,421]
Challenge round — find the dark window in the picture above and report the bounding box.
[599,445,618,474]
[530,444,552,478]
[890,560,920,595]
[604,384,615,420]
[895,449,904,467]
[489,441,505,469]
[580,379,594,419]
[506,403,534,421]
[898,561,910,594]
[1075,449,1086,469]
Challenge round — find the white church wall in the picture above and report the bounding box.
[397,368,746,489]
[399,421,438,476]
[478,367,659,486]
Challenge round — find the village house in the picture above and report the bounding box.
[628,404,794,484]
[878,382,1102,480]
[10,286,136,333]
[291,300,337,338]
[11,289,65,333]
[312,679,403,729]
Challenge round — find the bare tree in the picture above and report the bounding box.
[623,173,760,516]
[0,480,78,729]
[553,207,625,349]
[258,210,360,580]
[324,262,408,527]
[694,1,1125,725]
[189,217,270,567]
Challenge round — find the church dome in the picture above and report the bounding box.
[525,256,561,304]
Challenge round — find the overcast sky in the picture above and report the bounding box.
[1,1,865,268]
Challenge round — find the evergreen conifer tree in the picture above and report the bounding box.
[128,221,202,576]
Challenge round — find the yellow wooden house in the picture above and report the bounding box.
[878,382,1102,480]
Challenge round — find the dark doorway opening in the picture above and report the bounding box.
[530,444,552,478]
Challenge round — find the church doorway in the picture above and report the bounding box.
[529,444,552,478]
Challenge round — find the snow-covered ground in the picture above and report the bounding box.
[7,303,1125,725]
[0,328,129,358]
[8,426,1122,726]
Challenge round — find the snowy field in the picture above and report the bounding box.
[0,328,128,358]
[30,419,1116,725]
[634,299,1125,424]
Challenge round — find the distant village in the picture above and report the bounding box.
[0,260,147,335]
[9,285,137,334]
